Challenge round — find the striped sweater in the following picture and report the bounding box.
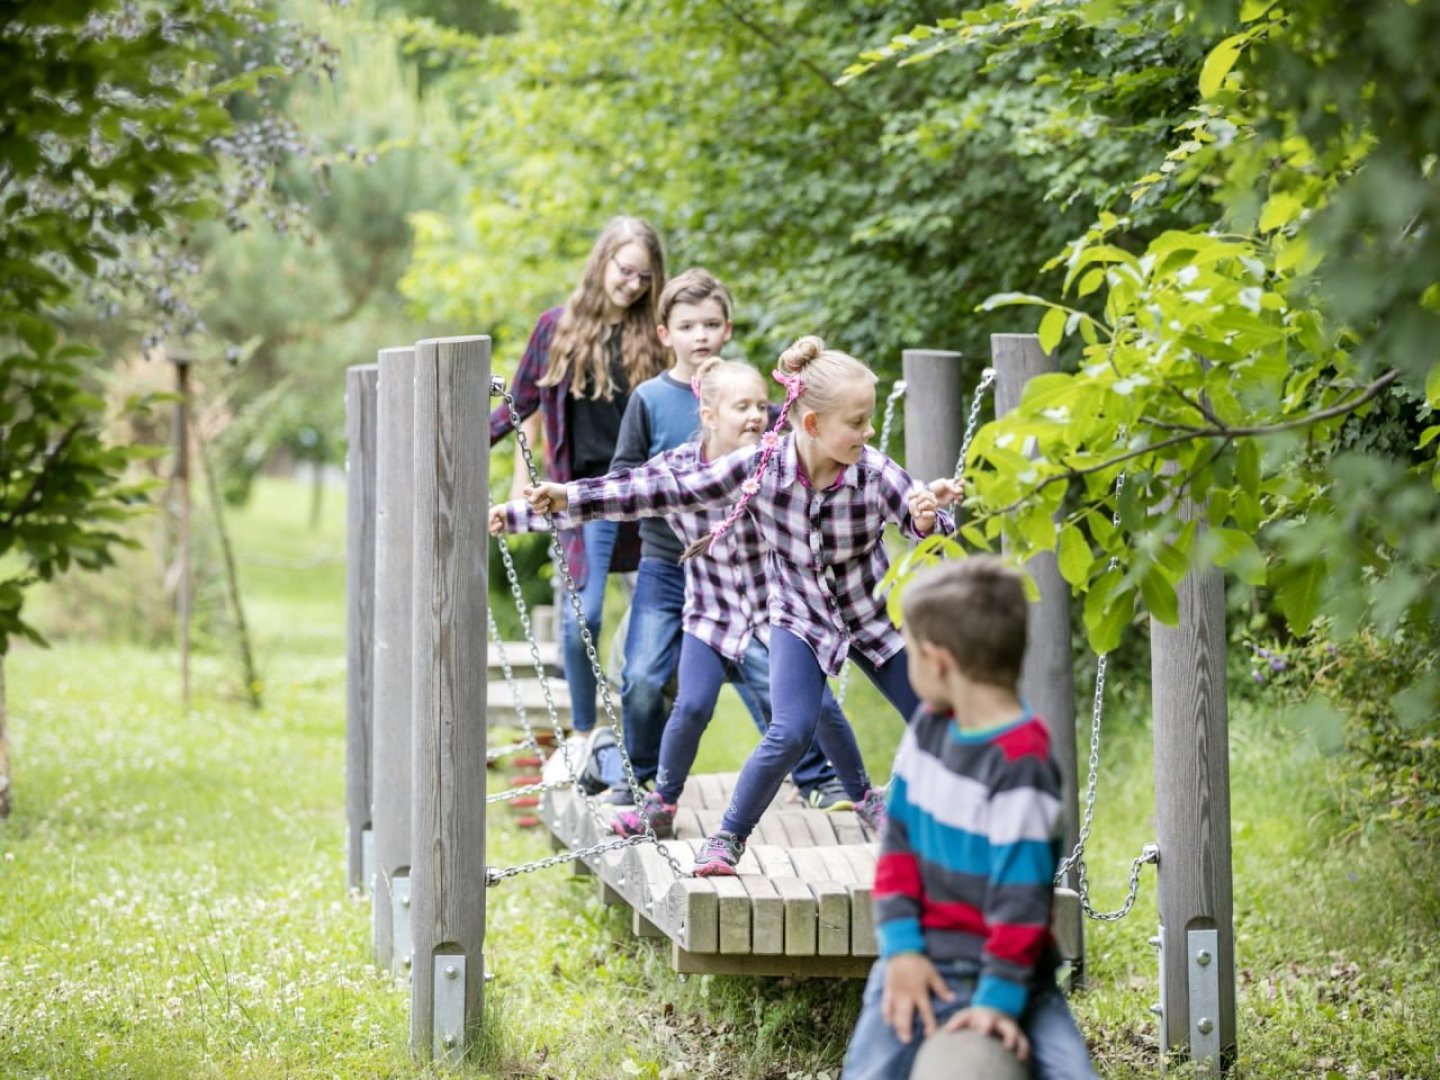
[874,706,1062,1017]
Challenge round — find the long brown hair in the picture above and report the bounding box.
[540,217,668,399]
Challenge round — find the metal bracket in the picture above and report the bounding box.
[488,376,506,397]
[433,954,466,1061]
[361,828,375,898]
[392,872,413,978]
[1188,928,1222,1075]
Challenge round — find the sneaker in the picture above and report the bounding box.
[855,787,888,834]
[602,780,650,806]
[576,729,616,796]
[612,791,677,839]
[803,778,854,812]
[692,829,745,877]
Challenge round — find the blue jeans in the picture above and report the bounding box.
[560,519,619,733]
[843,958,1097,1080]
[618,557,687,784]
[721,627,914,840]
[654,634,838,804]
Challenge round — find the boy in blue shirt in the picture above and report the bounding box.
[843,556,1096,1080]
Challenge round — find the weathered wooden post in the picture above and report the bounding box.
[1150,493,1236,1073]
[346,364,379,894]
[991,333,1083,976]
[901,348,964,484]
[409,336,490,1062]
[372,346,416,972]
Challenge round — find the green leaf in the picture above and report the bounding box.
[1273,557,1325,635]
[1210,527,1265,585]
[1139,566,1179,624]
[1199,33,1247,99]
[1057,524,1091,587]
[1038,306,1067,355]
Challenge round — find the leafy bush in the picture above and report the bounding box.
[1243,624,1439,846]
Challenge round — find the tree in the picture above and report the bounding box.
[856,1,1438,722]
[0,0,323,814]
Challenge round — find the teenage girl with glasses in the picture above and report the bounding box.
[488,216,668,737]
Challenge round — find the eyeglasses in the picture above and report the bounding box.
[610,254,653,287]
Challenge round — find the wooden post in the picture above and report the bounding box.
[409,336,490,1062]
[1150,497,1235,1073]
[371,346,416,972]
[168,351,194,711]
[901,349,964,482]
[346,365,379,894]
[990,333,1083,979]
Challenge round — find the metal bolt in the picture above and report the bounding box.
[444,964,459,980]
[1149,1004,1163,1016]
[1198,1017,1214,1035]
[443,1035,457,1049]
[1196,949,1212,966]
[403,954,412,970]
[401,894,410,908]
[1149,935,1163,948]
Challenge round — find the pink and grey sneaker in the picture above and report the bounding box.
[692,829,745,877]
[855,787,889,835]
[611,791,677,839]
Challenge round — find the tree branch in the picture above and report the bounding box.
[982,369,1400,519]
[1,420,86,531]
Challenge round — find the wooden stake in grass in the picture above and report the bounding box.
[196,422,262,709]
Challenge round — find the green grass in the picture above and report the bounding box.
[2,476,1438,1078]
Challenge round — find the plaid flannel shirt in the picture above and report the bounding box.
[487,306,640,587]
[501,440,768,664]
[565,434,953,676]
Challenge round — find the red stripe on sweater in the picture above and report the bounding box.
[874,852,923,899]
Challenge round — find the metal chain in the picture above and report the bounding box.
[953,367,996,485]
[485,832,659,886]
[494,385,687,881]
[1050,467,1158,921]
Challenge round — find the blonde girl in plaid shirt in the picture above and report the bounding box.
[521,336,962,876]
[490,358,861,837]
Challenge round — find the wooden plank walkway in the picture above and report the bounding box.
[537,736,879,977]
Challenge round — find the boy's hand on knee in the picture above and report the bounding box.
[881,953,954,1045]
[943,1006,1030,1062]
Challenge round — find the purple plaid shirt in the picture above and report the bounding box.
[502,441,768,664]
[488,306,640,587]
[565,434,953,676]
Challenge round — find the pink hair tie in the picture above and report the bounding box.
[690,374,703,401]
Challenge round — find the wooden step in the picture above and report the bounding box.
[488,640,562,679]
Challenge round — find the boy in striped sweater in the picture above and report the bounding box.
[842,556,1096,1080]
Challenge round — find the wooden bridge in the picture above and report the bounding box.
[538,734,882,978]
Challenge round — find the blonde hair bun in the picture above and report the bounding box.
[777,335,825,376]
[693,355,726,383]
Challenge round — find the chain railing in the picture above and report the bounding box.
[1051,466,1159,920]
[481,381,687,883]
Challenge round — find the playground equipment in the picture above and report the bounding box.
[343,331,1236,1074]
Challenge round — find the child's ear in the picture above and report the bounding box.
[919,639,952,679]
[656,324,673,348]
[801,410,820,437]
[721,321,734,344]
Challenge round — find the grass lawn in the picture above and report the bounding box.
[1,476,1437,1078]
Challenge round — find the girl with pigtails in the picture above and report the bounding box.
[519,336,961,876]
[491,357,853,839]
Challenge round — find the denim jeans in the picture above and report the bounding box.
[720,627,911,840]
[654,634,837,804]
[559,519,618,733]
[842,958,1098,1080]
[618,557,687,784]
